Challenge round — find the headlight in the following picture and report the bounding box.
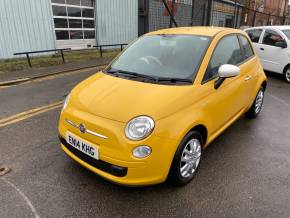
[62,94,70,111]
[125,116,155,141]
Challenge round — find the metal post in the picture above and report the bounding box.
[233,0,237,28]
[206,0,212,26]
[100,46,103,57]
[190,0,195,26]
[202,3,206,26]
[61,49,65,63]
[252,10,257,27]
[235,7,239,28]
[26,53,32,67]
[121,44,123,51]
[161,0,178,27]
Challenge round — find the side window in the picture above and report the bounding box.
[203,35,243,82]
[239,35,254,60]
[262,29,284,47]
[246,29,262,43]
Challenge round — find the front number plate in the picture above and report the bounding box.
[66,132,99,160]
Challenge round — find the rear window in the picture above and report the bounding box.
[246,29,263,43]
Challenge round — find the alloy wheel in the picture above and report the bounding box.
[255,90,264,114]
[180,138,201,178]
[285,69,290,83]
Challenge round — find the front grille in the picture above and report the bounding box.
[59,136,127,177]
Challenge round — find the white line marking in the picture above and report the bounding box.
[2,178,40,218]
[267,93,290,108]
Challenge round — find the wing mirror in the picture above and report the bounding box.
[275,41,287,48]
[214,64,240,89]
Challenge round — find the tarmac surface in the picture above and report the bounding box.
[0,68,289,218]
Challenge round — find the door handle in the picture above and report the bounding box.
[245,75,252,81]
[260,48,264,51]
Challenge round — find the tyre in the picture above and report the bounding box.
[284,66,290,83]
[245,87,265,119]
[168,131,203,186]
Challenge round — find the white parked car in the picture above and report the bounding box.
[245,26,290,83]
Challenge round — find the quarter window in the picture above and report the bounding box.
[203,35,243,82]
[262,30,284,47]
[239,35,254,60]
[246,29,262,43]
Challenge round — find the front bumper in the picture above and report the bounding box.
[58,110,178,186]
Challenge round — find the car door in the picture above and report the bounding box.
[200,34,248,136]
[237,34,259,106]
[258,29,288,73]
[245,28,263,59]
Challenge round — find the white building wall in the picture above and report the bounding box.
[0,0,56,59]
[95,0,138,45]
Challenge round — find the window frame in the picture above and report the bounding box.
[202,33,246,85]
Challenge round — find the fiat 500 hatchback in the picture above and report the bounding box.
[58,27,267,186]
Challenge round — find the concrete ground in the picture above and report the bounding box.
[0,69,289,218]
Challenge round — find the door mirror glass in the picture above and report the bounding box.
[274,40,287,48]
[218,64,240,78]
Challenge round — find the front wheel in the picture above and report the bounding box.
[245,87,265,119]
[284,67,290,83]
[168,131,203,186]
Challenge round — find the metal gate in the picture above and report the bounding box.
[138,0,209,35]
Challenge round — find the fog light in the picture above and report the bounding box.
[132,146,152,158]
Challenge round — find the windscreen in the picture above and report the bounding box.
[110,34,210,80]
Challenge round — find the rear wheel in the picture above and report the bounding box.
[284,67,290,83]
[245,87,265,119]
[168,131,203,186]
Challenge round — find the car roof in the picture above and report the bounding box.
[245,26,290,31]
[146,26,244,37]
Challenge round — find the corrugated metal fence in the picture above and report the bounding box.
[0,0,55,59]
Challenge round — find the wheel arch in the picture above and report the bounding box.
[261,80,267,91]
[189,124,208,147]
[283,63,290,74]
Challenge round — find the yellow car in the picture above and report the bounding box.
[58,27,267,186]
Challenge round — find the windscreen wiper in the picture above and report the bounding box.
[106,68,192,84]
[106,69,159,81]
[156,77,192,84]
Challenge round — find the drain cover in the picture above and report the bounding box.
[0,167,11,176]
